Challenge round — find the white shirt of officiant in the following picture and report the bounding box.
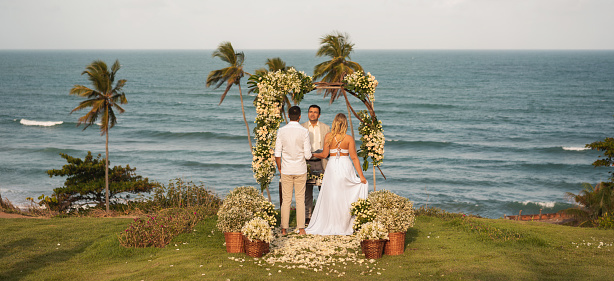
[274,121,312,175]
[308,121,323,152]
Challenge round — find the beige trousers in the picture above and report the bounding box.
[280,173,307,229]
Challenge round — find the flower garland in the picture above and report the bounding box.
[357,110,385,170]
[343,71,378,103]
[251,68,314,192]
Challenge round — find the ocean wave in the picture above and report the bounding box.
[19,119,63,127]
[127,129,246,141]
[385,139,453,148]
[521,201,556,208]
[562,146,589,151]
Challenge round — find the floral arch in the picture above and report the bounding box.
[250,69,385,195]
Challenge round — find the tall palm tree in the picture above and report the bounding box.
[69,59,127,212]
[313,31,364,102]
[207,42,252,149]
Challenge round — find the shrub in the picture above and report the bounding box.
[415,206,467,220]
[118,207,201,248]
[138,178,221,213]
[597,212,614,230]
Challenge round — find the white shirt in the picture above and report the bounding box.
[308,121,322,152]
[274,121,312,175]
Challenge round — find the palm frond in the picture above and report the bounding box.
[69,85,96,97]
[219,82,234,105]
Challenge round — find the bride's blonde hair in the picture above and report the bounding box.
[328,113,348,147]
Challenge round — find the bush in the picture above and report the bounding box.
[139,178,222,213]
[597,212,614,230]
[118,207,202,248]
[0,193,22,214]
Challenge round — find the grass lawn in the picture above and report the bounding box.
[1,215,613,280]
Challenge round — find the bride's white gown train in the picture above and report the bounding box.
[305,149,368,235]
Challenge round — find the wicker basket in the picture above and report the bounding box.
[384,232,406,255]
[243,236,269,258]
[224,232,244,253]
[360,239,386,259]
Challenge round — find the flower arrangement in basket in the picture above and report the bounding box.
[368,190,415,255]
[356,221,388,259]
[216,186,278,253]
[368,190,415,233]
[242,217,273,257]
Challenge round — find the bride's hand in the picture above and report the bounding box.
[360,176,367,184]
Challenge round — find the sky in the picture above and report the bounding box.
[0,0,612,50]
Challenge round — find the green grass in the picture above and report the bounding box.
[1,215,614,280]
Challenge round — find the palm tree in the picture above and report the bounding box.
[69,59,127,212]
[207,42,252,149]
[564,182,614,226]
[313,31,364,102]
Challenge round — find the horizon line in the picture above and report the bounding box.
[1,48,613,51]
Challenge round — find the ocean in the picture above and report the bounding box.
[1,50,613,218]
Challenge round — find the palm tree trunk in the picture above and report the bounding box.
[105,116,110,213]
[238,85,253,150]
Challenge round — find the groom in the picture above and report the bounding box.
[275,106,312,235]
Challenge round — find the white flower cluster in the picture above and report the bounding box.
[572,239,614,249]
[343,71,378,102]
[358,110,385,167]
[368,190,415,233]
[216,186,271,233]
[356,221,389,241]
[350,198,377,232]
[252,68,314,191]
[253,233,381,276]
[242,217,273,243]
[254,200,278,228]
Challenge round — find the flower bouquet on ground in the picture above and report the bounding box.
[216,186,269,253]
[356,221,388,259]
[241,217,273,257]
[368,190,415,255]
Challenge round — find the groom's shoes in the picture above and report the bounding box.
[299,228,306,235]
[281,228,288,236]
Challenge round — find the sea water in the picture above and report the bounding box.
[1,50,613,218]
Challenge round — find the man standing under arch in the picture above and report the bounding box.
[302,104,330,224]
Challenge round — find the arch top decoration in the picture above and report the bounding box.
[251,69,385,195]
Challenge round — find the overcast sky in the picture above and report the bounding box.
[1,0,612,50]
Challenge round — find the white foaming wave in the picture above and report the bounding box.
[562,146,589,151]
[522,201,556,208]
[20,119,63,127]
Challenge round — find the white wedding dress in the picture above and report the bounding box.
[305,148,368,235]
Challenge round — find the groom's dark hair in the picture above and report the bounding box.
[289,106,301,121]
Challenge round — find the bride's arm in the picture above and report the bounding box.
[312,133,331,159]
[348,136,367,184]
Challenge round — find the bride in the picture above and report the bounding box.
[305,113,368,235]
